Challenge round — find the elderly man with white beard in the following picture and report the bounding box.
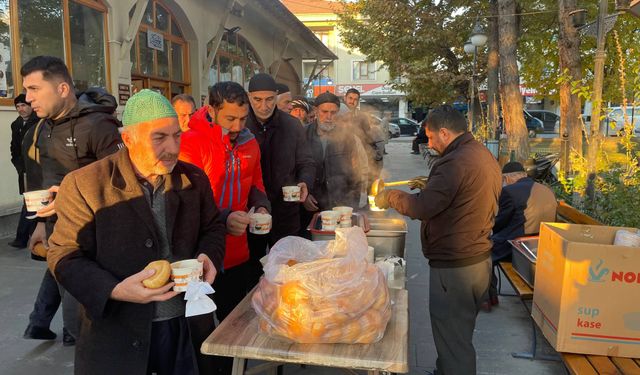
[302,92,360,216]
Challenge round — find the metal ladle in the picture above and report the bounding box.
[370,178,413,196]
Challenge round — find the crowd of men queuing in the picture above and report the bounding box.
[7,56,389,375]
[8,55,557,375]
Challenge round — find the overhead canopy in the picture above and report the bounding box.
[247,0,337,61]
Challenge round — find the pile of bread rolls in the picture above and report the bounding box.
[252,258,391,344]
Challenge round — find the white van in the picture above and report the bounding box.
[582,106,640,136]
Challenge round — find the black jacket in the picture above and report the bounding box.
[245,109,315,242]
[10,111,39,193]
[21,118,44,192]
[37,87,123,189]
[491,177,557,260]
[304,121,360,210]
[387,132,502,267]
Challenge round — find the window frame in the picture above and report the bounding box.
[130,0,190,95]
[3,0,111,105]
[208,32,263,88]
[352,60,376,81]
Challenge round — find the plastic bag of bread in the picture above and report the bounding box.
[252,227,391,344]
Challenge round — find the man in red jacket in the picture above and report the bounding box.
[179,81,270,373]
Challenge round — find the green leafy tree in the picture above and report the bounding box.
[337,0,486,106]
[518,1,640,105]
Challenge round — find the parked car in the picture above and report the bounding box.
[388,123,401,138]
[371,115,400,138]
[390,117,421,136]
[582,107,640,136]
[500,110,543,137]
[528,110,560,133]
[524,110,544,137]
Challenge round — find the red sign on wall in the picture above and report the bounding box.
[313,85,336,96]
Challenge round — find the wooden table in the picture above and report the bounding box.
[201,288,408,375]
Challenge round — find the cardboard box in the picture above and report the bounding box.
[532,223,640,358]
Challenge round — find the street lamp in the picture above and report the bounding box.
[465,21,487,132]
[470,23,488,47]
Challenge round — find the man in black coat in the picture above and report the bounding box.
[486,162,557,307]
[8,94,39,248]
[244,74,315,287]
[21,56,123,346]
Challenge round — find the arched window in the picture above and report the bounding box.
[208,31,262,89]
[129,0,189,100]
[0,0,109,101]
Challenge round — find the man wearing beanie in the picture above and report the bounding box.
[8,94,39,248]
[47,89,226,375]
[21,56,122,347]
[275,83,292,113]
[485,161,556,310]
[244,73,315,287]
[302,92,360,225]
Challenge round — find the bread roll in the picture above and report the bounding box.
[142,260,171,289]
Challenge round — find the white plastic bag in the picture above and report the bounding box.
[252,227,391,344]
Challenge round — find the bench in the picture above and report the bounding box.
[498,261,556,361]
[556,200,602,225]
[562,353,640,375]
[498,262,532,300]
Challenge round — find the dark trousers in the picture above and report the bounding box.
[298,208,315,240]
[429,257,491,375]
[246,233,268,292]
[28,268,79,337]
[14,201,36,245]
[489,253,511,299]
[147,316,198,375]
[213,263,248,321]
[412,138,428,153]
[187,311,216,375]
[208,263,249,374]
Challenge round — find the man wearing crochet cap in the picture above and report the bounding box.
[47,89,226,375]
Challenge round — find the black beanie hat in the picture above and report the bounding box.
[502,161,525,173]
[314,92,340,107]
[248,73,277,92]
[14,94,27,106]
[276,83,290,94]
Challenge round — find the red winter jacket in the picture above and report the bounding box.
[179,107,270,269]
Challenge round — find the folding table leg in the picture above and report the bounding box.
[511,301,559,361]
[232,358,247,375]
